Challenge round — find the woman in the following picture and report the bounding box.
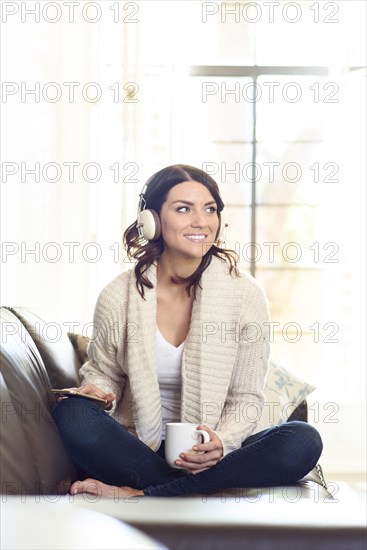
[53,164,323,498]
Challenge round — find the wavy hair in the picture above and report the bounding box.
[123,164,239,299]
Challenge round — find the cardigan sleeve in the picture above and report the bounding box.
[213,280,270,456]
[79,276,128,415]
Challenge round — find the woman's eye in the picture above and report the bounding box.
[176,205,217,213]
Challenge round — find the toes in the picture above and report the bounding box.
[69,481,81,495]
[70,478,101,496]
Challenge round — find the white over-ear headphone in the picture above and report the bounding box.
[136,184,161,241]
[217,222,228,247]
[136,182,227,244]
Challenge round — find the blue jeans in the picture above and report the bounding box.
[52,397,323,497]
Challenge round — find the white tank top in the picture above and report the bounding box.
[156,327,185,439]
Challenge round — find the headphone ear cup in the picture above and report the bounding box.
[216,221,228,246]
[137,209,161,241]
[215,219,222,242]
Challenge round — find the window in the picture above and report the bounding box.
[93,1,365,472]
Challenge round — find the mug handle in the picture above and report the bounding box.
[193,429,210,445]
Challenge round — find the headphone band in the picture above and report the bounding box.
[137,184,148,215]
[136,184,147,238]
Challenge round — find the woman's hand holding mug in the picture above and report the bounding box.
[165,423,224,475]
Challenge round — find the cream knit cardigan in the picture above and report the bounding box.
[80,256,270,456]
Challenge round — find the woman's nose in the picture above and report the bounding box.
[191,210,207,227]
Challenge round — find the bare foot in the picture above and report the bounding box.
[70,478,144,499]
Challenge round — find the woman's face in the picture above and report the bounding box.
[159,180,220,261]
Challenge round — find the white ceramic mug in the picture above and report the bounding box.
[165,423,210,469]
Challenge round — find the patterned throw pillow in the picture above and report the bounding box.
[253,359,316,434]
[67,332,89,366]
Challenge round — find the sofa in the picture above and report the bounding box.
[2,306,365,550]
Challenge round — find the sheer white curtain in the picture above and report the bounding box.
[1,14,125,327]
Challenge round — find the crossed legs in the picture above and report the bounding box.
[52,397,323,497]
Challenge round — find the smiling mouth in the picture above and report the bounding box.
[184,234,208,242]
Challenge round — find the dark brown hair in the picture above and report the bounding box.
[123,164,239,299]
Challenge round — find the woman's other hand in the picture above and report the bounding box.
[66,384,116,410]
[175,425,224,474]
